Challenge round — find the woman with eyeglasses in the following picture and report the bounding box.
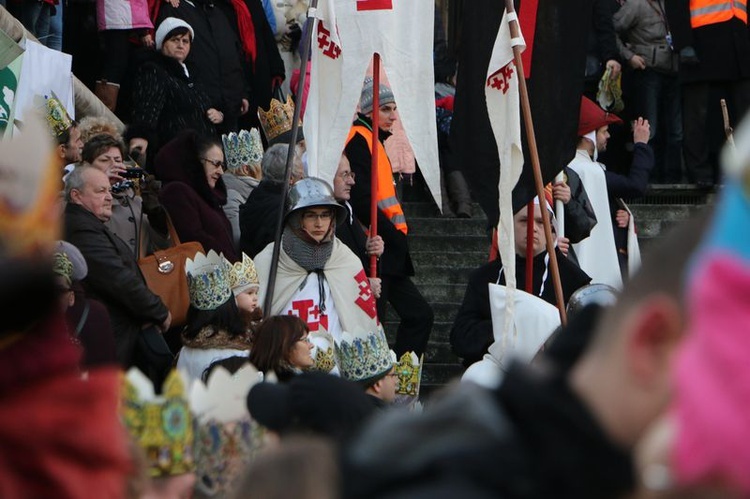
[155,130,238,262]
[248,315,314,382]
[129,18,224,164]
[253,177,381,374]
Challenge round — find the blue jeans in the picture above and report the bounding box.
[633,69,683,183]
[48,1,63,51]
[21,1,52,47]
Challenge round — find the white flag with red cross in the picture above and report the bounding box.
[304,0,441,207]
[487,9,525,293]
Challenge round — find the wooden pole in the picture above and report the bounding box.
[263,0,319,317]
[505,0,567,325]
[369,54,381,278]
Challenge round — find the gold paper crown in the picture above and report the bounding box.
[395,352,423,397]
[309,329,336,373]
[186,250,233,311]
[226,253,259,295]
[222,129,264,172]
[122,369,195,477]
[334,328,395,383]
[258,95,300,144]
[42,93,73,138]
[52,251,73,284]
[190,365,265,496]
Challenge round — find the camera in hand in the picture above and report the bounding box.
[121,166,145,180]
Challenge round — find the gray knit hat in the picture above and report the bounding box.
[359,77,395,116]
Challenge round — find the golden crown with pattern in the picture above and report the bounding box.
[222,128,264,173]
[122,369,195,477]
[42,93,73,138]
[258,95,301,145]
[394,352,423,397]
[334,328,395,383]
[226,253,259,296]
[52,250,73,285]
[186,250,233,311]
[309,329,336,373]
[190,364,265,496]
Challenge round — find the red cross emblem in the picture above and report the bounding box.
[357,0,393,11]
[353,269,378,320]
[317,22,341,59]
[487,63,515,95]
[289,299,329,331]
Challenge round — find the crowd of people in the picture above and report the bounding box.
[0,0,749,497]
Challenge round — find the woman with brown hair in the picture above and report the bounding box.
[249,315,313,382]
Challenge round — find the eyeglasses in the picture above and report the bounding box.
[302,211,333,221]
[201,158,226,170]
[298,336,312,344]
[338,171,355,181]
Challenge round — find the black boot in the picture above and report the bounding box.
[447,170,472,218]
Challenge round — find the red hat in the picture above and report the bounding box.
[577,96,623,137]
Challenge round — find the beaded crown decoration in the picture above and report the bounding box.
[185,250,233,311]
[122,369,195,477]
[394,352,423,397]
[222,128,264,173]
[309,329,336,373]
[226,253,259,296]
[258,95,298,144]
[190,364,264,497]
[42,93,72,138]
[335,328,395,383]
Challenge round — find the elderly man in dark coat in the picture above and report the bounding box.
[64,166,171,368]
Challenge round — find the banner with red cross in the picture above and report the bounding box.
[486,9,525,302]
[304,0,440,208]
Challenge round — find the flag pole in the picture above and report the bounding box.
[263,0,319,317]
[369,54,381,278]
[505,0,567,325]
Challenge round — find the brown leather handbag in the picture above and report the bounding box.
[137,217,203,328]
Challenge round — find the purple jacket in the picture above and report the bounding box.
[155,131,238,262]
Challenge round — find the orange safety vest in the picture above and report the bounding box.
[346,125,408,235]
[690,0,747,28]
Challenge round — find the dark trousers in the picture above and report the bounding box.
[100,30,132,84]
[683,79,750,184]
[377,275,434,357]
[633,69,683,183]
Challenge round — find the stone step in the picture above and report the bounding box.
[405,202,486,219]
[384,320,454,344]
[408,250,488,268]
[421,363,465,385]
[629,204,705,221]
[407,217,490,237]
[409,234,489,253]
[411,266,477,285]
[385,302,461,323]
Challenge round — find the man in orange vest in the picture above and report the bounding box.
[666,0,750,188]
[344,78,433,357]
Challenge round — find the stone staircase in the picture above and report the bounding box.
[383,185,713,396]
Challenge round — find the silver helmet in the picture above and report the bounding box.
[285,177,348,225]
[565,283,619,319]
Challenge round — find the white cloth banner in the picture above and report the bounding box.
[486,10,525,335]
[14,40,74,129]
[305,0,441,206]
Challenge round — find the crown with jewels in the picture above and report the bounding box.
[52,250,73,285]
[222,128,264,173]
[122,369,195,477]
[394,352,423,397]
[190,364,265,496]
[309,329,336,373]
[258,95,302,145]
[225,253,259,296]
[186,250,233,311]
[40,93,73,138]
[334,327,395,383]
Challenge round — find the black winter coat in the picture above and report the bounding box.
[64,203,169,367]
[238,180,284,258]
[345,115,414,277]
[666,0,750,83]
[131,53,216,157]
[450,250,591,366]
[336,203,369,272]
[157,0,248,131]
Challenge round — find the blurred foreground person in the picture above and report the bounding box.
[343,213,707,499]
[634,119,750,499]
